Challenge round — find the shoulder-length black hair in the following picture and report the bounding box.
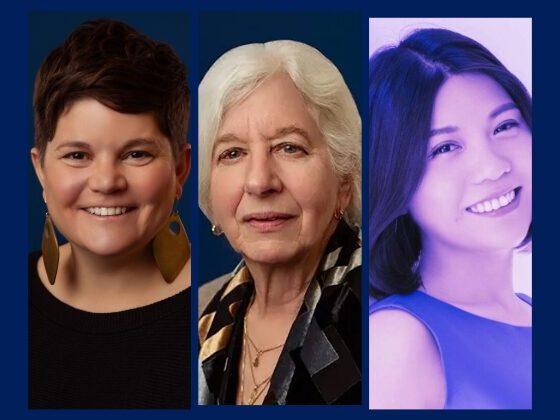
[369,28,532,299]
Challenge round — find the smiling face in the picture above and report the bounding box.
[409,73,532,252]
[32,98,187,258]
[209,73,351,266]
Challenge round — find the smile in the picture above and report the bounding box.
[84,207,131,216]
[467,187,521,215]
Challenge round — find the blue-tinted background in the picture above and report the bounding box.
[2,0,552,418]
[198,11,362,285]
[28,11,195,252]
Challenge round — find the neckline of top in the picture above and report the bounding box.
[413,290,532,329]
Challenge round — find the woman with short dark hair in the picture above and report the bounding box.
[29,19,191,408]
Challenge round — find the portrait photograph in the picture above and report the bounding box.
[28,12,193,409]
[368,17,532,409]
[197,11,363,405]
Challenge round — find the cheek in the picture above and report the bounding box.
[209,169,243,223]
[288,162,339,221]
[132,164,176,203]
[44,169,87,207]
[514,137,532,182]
[299,183,335,215]
[410,168,461,227]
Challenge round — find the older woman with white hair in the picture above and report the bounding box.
[198,40,362,405]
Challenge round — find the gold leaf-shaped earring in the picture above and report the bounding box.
[153,210,190,283]
[42,213,59,285]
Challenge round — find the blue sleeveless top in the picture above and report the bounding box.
[369,291,532,409]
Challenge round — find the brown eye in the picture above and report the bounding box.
[429,142,460,159]
[125,151,152,159]
[494,120,520,135]
[64,152,87,160]
[218,148,245,161]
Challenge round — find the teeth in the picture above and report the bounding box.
[469,190,517,214]
[86,207,129,216]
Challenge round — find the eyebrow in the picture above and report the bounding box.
[213,133,242,152]
[429,126,459,137]
[489,102,518,119]
[214,126,312,151]
[55,138,159,150]
[267,125,311,142]
[122,138,160,149]
[55,141,91,151]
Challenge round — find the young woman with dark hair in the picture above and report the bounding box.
[369,28,532,409]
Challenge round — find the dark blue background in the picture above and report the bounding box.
[2,0,551,419]
[197,11,362,285]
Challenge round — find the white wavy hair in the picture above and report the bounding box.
[198,40,361,227]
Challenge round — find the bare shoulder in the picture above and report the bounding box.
[369,309,446,409]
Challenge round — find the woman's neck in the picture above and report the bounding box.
[419,237,527,317]
[245,258,316,319]
[245,220,338,318]
[244,235,330,318]
[39,242,190,312]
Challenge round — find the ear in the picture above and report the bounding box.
[31,147,46,190]
[337,178,352,213]
[175,143,191,197]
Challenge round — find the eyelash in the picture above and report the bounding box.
[124,150,153,160]
[217,147,245,162]
[494,119,519,135]
[63,151,88,160]
[428,143,460,159]
[273,142,308,155]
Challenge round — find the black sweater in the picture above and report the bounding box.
[28,252,190,409]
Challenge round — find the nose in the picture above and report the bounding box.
[470,143,512,185]
[88,158,127,194]
[244,149,282,196]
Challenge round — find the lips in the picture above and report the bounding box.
[243,212,294,221]
[466,187,521,214]
[242,212,295,231]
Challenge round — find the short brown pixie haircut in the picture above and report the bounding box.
[34,19,190,161]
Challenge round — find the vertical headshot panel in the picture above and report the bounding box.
[28,12,192,408]
[198,12,362,405]
[368,18,532,409]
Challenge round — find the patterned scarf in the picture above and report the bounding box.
[199,221,362,405]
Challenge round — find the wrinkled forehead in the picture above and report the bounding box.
[214,73,324,149]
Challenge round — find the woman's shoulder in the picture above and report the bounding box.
[369,304,439,356]
[369,305,445,408]
[198,273,231,318]
[29,250,41,275]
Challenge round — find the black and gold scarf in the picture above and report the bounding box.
[199,221,362,405]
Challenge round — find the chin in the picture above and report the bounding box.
[241,242,299,266]
[73,237,148,258]
[452,226,531,252]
